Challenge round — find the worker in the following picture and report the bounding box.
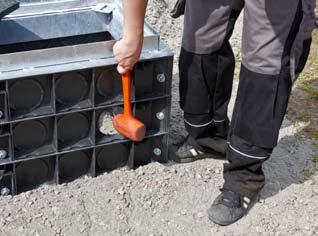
[113,0,316,226]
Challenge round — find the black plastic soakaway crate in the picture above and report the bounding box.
[0,0,173,195]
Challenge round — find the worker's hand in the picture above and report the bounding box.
[113,36,143,74]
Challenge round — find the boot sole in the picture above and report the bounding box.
[172,153,226,163]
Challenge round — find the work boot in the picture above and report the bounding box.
[207,189,253,226]
[170,135,226,163]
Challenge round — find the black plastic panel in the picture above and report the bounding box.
[0,55,172,195]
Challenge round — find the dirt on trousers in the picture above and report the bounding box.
[0,1,317,236]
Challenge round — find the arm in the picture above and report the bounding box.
[113,0,148,74]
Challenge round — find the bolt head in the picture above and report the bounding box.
[156,112,165,120]
[153,148,162,156]
[0,187,10,196]
[157,74,166,83]
[0,150,7,160]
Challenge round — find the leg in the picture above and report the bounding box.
[226,0,316,199]
[175,0,244,162]
[209,0,316,225]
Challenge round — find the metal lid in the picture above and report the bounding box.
[0,0,19,20]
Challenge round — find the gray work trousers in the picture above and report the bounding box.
[173,0,316,197]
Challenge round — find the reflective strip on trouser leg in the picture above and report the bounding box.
[184,113,229,153]
[223,135,271,199]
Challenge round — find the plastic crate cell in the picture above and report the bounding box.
[134,58,173,100]
[15,156,56,192]
[96,142,131,174]
[12,117,56,160]
[95,66,123,106]
[57,111,94,151]
[58,149,93,183]
[55,70,93,112]
[8,75,54,120]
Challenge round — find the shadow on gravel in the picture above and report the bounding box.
[258,124,313,200]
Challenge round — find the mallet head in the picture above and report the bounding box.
[112,114,146,142]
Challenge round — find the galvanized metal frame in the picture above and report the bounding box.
[0,0,166,80]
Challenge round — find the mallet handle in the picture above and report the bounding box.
[122,72,132,116]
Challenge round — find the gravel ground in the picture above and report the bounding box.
[0,1,317,236]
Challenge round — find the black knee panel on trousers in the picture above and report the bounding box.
[230,65,292,148]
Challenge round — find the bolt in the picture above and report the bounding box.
[153,148,162,156]
[156,74,166,83]
[0,110,3,119]
[0,150,7,160]
[0,187,10,196]
[156,112,165,120]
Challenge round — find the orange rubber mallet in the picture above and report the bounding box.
[112,72,146,142]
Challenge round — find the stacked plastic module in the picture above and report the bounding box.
[0,0,173,195]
